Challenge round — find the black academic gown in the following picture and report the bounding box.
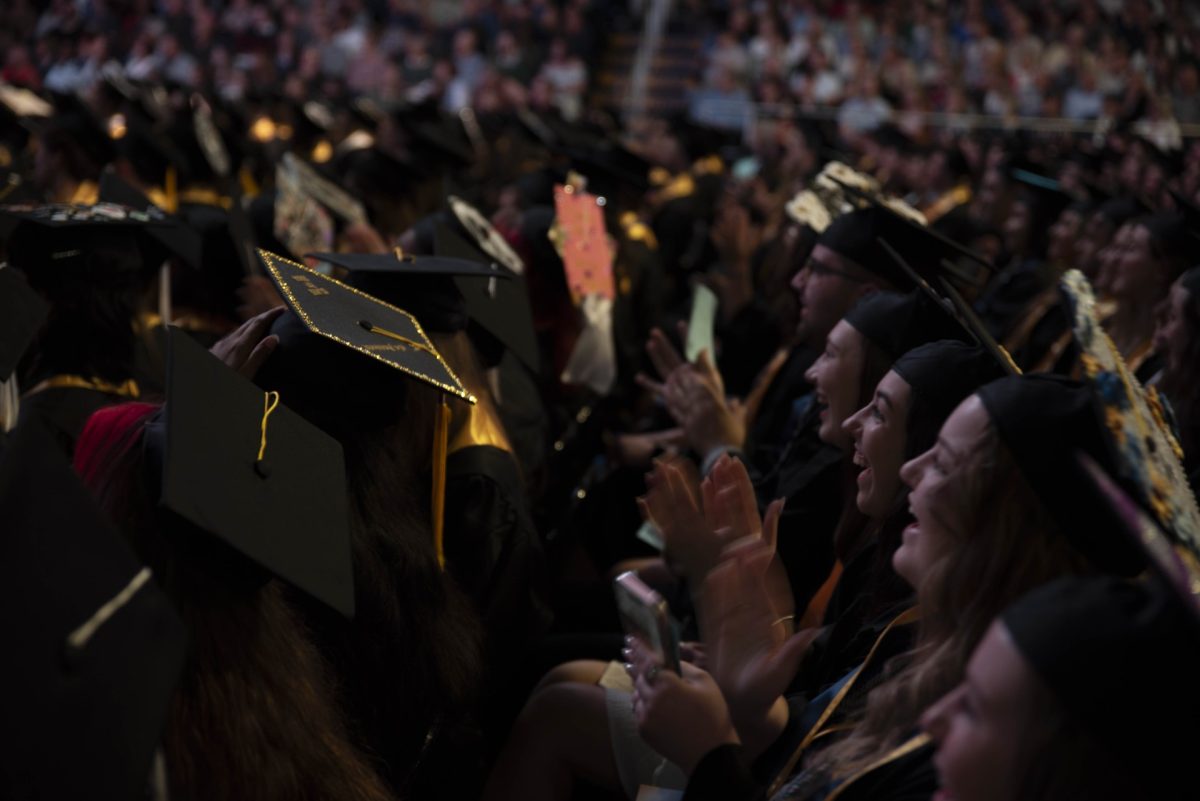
[444,443,553,683]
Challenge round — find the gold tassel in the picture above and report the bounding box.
[164,166,178,213]
[432,394,450,570]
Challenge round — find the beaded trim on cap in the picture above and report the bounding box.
[1063,268,1200,559]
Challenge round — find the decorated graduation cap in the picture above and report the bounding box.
[0,421,186,798]
[1002,575,1200,801]
[0,264,48,382]
[145,327,356,617]
[1,202,193,280]
[256,249,472,567]
[1062,269,1200,558]
[447,194,525,275]
[977,373,1147,575]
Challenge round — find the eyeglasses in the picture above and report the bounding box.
[805,258,868,284]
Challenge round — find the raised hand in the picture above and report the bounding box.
[210,305,285,378]
[664,351,746,455]
[701,536,817,755]
[639,455,717,580]
[635,326,687,405]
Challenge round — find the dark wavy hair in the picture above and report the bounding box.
[74,403,399,801]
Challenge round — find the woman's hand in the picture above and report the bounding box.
[630,657,740,776]
[210,306,285,378]
[702,536,818,754]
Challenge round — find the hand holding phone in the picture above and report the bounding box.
[614,571,682,674]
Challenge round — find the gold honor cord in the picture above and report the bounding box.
[767,606,921,797]
[359,320,440,356]
[432,395,451,570]
[23,374,141,400]
[824,733,933,801]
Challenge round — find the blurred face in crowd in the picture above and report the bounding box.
[922,621,1043,801]
[790,244,874,344]
[972,168,1009,226]
[843,370,913,518]
[1047,208,1084,266]
[805,320,866,450]
[1153,278,1195,377]
[1002,199,1033,257]
[1107,222,1160,300]
[1099,225,1128,290]
[1075,212,1116,279]
[894,394,989,587]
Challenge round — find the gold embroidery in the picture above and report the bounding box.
[24,374,140,399]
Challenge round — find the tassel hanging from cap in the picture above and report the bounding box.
[164,165,178,214]
[432,394,450,570]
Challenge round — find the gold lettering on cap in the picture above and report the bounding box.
[291,273,329,296]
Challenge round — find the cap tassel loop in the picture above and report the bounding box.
[255,391,281,477]
[64,567,153,659]
[432,394,450,570]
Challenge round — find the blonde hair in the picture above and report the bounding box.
[816,417,1096,781]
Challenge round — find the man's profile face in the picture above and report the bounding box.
[791,243,871,345]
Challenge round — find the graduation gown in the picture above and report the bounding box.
[18,386,129,458]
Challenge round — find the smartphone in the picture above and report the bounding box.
[614,571,682,674]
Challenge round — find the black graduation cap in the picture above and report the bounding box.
[843,289,971,361]
[148,327,356,617]
[890,340,1007,429]
[1003,575,1200,801]
[977,373,1147,575]
[1010,167,1075,221]
[0,421,186,799]
[312,246,502,336]
[0,264,48,382]
[435,223,541,373]
[258,249,471,401]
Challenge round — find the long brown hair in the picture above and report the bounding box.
[76,404,398,801]
[817,419,1096,780]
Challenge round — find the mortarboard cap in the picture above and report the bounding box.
[977,373,1147,575]
[313,246,502,336]
[843,290,971,361]
[891,340,1008,429]
[257,249,471,401]
[0,421,186,798]
[147,327,356,617]
[1010,167,1074,221]
[1003,575,1200,801]
[446,194,526,275]
[0,264,49,382]
[435,223,541,373]
[1,202,189,282]
[1061,269,1200,557]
